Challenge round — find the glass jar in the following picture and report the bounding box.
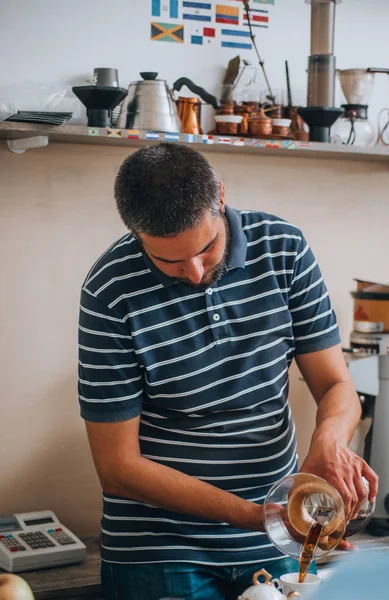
[332,104,375,146]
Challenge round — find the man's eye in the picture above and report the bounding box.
[203,241,215,254]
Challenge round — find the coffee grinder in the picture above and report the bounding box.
[299,0,343,142]
[344,281,389,536]
[333,68,389,145]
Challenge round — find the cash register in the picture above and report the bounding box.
[0,510,86,573]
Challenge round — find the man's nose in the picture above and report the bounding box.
[184,257,204,284]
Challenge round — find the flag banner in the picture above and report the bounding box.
[221,27,252,49]
[146,131,160,140]
[165,132,181,141]
[185,134,197,142]
[182,1,212,21]
[243,8,269,27]
[107,129,121,138]
[152,0,179,18]
[215,4,239,25]
[151,22,184,42]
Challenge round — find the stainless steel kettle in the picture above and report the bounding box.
[116,72,219,133]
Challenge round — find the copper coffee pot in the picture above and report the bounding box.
[173,77,220,134]
[176,97,202,134]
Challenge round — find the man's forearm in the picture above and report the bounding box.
[103,454,263,531]
[297,346,378,518]
[311,381,361,445]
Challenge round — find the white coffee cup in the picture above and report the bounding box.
[272,573,321,598]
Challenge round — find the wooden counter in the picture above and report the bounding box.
[17,538,102,600]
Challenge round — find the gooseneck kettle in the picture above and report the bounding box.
[117,72,220,133]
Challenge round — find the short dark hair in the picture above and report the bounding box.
[114,143,220,236]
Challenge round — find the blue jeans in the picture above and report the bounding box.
[101,557,317,600]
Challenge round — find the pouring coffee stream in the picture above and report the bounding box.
[263,473,375,581]
[297,522,323,583]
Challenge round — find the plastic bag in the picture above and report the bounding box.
[0,81,85,123]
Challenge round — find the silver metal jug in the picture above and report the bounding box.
[116,72,181,132]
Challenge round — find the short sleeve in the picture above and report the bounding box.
[78,288,144,422]
[288,235,341,355]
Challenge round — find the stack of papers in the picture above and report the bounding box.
[5,111,73,125]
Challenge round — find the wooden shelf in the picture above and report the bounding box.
[1,121,389,162]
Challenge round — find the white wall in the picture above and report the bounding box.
[1,0,389,537]
[1,0,389,130]
[0,140,388,536]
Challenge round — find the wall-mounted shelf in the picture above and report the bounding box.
[1,121,389,162]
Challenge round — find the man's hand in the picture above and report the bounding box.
[295,345,379,549]
[300,430,378,520]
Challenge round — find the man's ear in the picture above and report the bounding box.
[219,181,225,213]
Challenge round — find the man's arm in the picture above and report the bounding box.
[85,417,264,531]
[296,344,378,519]
[79,287,263,533]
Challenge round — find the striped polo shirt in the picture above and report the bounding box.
[78,206,340,566]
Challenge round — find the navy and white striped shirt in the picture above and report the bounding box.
[78,206,340,566]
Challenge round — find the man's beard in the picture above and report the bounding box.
[178,216,231,290]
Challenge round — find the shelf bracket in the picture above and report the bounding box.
[7,135,49,154]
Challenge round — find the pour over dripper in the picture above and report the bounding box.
[263,473,375,563]
[332,69,389,145]
[337,69,375,105]
[264,473,346,562]
[72,85,128,128]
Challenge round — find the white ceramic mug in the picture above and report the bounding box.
[273,573,321,598]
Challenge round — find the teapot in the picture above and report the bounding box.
[116,73,220,134]
[238,569,299,600]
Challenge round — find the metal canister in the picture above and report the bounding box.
[307,54,336,107]
[117,78,182,132]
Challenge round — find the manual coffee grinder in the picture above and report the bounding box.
[299,0,344,142]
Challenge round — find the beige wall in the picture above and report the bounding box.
[0,141,388,537]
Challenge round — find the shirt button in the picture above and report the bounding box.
[206,288,213,295]
[213,314,220,322]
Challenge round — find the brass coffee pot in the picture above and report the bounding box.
[173,77,220,134]
[176,97,202,135]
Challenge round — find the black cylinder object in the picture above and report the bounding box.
[87,109,111,128]
[298,106,344,143]
[308,55,336,107]
[72,85,128,127]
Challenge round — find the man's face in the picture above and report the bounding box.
[138,205,230,290]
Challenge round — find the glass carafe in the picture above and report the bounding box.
[332,106,375,146]
[263,473,375,563]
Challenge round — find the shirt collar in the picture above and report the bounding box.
[225,205,247,270]
[138,205,247,288]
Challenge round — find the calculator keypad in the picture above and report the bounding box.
[0,528,75,552]
[0,534,26,552]
[47,528,75,545]
[19,531,55,549]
